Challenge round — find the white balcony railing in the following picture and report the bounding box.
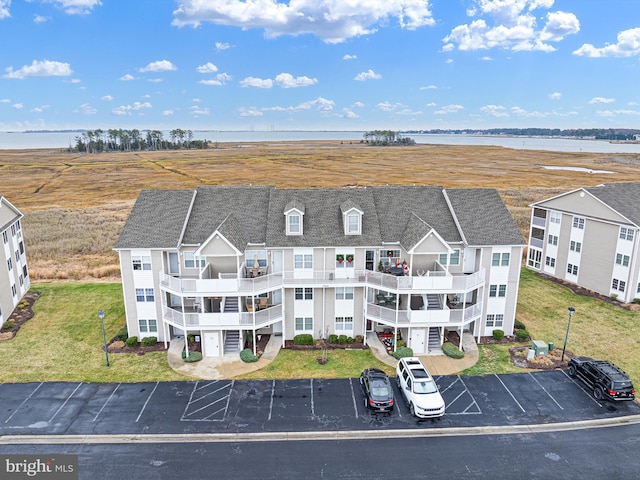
[162,304,283,329]
[365,301,482,328]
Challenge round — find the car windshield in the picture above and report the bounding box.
[371,380,391,398]
[413,380,438,394]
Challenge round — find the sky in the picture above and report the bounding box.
[1,0,640,132]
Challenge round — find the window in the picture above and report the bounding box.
[499,285,506,297]
[486,314,504,328]
[288,214,301,234]
[347,214,360,234]
[145,288,154,302]
[612,279,626,292]
[381,249,401,266]
[637,283,640,294]
[184,252,204,269]
[19,241,24,255]
[11,284,16,297]
[572,217,585,230]
[570,241,582,253]
[550,211,561,224]
[527,249,542,269]
[335,316,354,331]
[336,252,355,268]
[567,263,578,275]
[501,253,510,266]
[19,274,23,286]
[620,227,635,241]
[138,319,158,333]
[450,249,460,265]
[7,258,12,271]
[2,231,7,244]
[10,224,15,236]
[136,288,145,302]
[489,285,506,297]
[295,287,313,300]
[336,287,354,300]
[295,317,313,331]
[294,254,313,269]
[23,265,28,278]
[616,253,630,267]
[545,256,556,267]
[492,253,500,266]
[133,255,151,271]
[548,235,558,246]
[15,250,19,263]
[492,252,510,266]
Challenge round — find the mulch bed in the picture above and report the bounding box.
[284,339,368,350]
[0,291,41,341]
[245,334,272,356]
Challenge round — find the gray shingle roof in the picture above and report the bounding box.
[0,196,23,233]
[445,188,525,246]
[114,190,194,249]
[117,185,523,251]
[585,182,640,227]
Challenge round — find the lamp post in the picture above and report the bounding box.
[98,310,110,367]
[561,306,575,362]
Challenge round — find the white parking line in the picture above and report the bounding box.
[444,377,482,415]
[268,380,275,421]
[5,383,42,424]
[183,396,228,418]
[494,374,525,413]
[349,378,359,419]
[135,382,159,423]
[560,370,603,407]
[528,373,564,410]
[310,379,315,417]
[439,376,460,394]
[189,383,232,403]
[93,383,120,422]
[49,382,83,423]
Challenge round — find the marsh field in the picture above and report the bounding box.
[2,140,640,281]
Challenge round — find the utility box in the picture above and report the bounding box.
[531,340,548,356]
[548,342,554,351]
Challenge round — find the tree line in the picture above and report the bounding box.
[405,128,640,141]
[362,130,416,145]
[73,128,210,153]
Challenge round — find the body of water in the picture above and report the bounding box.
[2,130,640,154]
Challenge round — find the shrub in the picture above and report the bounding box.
[515,329,530,341]
[346,336,354,344]
[293,334,314,346]
[634,298,640,304]
[240,348,259,363]
[610,293,618,301]
[115,326,128,342]
[492,329,505,341]
[17,300,28,309]
[397,340,406,348]
[338,335,347,345]
[514,319,527,331]
[442,342,465,359]
[328,334,339,344]
[141,336,157,347]
[392,346,414,359]
[354,335,363,343]
[2,320,14,330]
[182,351,203,363]
[187,334,196,342]
[125,336,138,347]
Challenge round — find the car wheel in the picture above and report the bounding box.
[409,403,415,417]
[594,387,604,400]
[568,365,576,377]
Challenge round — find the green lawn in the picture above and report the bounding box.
[1,271,638,384]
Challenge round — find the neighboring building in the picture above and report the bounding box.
[527,182,640,303]
[0,196,30,325]
[115,186,525,358]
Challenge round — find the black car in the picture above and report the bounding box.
[359,368,395,412]
[568,356,635,401]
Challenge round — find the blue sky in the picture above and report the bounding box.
[1,0,640,132]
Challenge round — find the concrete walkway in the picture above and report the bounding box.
[168,332,479,380]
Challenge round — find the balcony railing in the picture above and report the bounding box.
[365,301,482,327]
[162,304,283,329]
[531,216,546,227]
[160,272,284,296]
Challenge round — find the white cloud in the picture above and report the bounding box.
[239,107,264,117]
[240,76,273,88]
[192,98,201,102]
[112,102,152,116]
[75,103,96,115]
[343,54,357,60]
[510,106,546,117]
[147,78,163,83]
[574,27,640,58]
[172,0,435,44]
[262,96,335,113]
[31,105,50,113]
[0,0,9,19]
[70,78,81,83]
[34,15,49,23]
[139,60,177,73]
[215,41,231,51]
[426,102,436,107]
[434,104,464,114]
[596,109,640,117]
[196,62,218,73]
[101,95,113,101]
[12,103,23,109]
[443,0,579,52]
[199,72,232,86]
[199,79,222,86]
[162,109,174,116]
[354,69,381,81]
[190,105,211,116]
[274,72,317,88]
[119,73,135,81]
[41,1,102,15]
[481,56,492,61]
[341,108,359,119]
[3,59,72,79]
[352,101,365,108]
[588,97,615,104]
[419,85,437,90]
[548,92,561,100]
[0,98,10,103]
[481,104,508,117]
[377,101,405,112]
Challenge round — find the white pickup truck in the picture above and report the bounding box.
[396,357,445,418]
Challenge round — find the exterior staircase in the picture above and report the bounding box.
[223,296,239,312]
[427,327,442,354]
[224,330,242,354]
[426,294,441,310]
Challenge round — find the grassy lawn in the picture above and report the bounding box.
[1,270,638,384]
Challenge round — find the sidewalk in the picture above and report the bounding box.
[167,332,479,380]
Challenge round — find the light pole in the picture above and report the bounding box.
[561,306,575,362]
[98,310,110,367]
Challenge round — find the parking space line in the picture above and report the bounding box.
[196,381,218,391]
[268,380,275,421]
[528,373,564,410]
[93,383,120,422]
[183,395,228,419]
[5,383,42,424]
[135,382,159,423]
[49,382,83,423]
[494,374,525,413]
[189,383,232,404]
[349,378,358,419]
[310,379,315,417]
[458,376,481,414]
[560,370,603,407]
[439,376,460,394]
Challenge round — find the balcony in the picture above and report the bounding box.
[162,304,283,329]
[365,301,482,328]
[160,272,283,296]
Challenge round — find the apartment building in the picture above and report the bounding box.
[0,196,29,324]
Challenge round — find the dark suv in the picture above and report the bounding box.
[568,356,635,401]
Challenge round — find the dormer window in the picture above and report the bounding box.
[347,214,360,234]
[288,214,300,234]
[341,200,363,236]
[284,200,305,236]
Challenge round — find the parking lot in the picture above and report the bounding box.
[0,370,637,436]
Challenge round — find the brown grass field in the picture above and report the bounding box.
[2,140,640,280]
